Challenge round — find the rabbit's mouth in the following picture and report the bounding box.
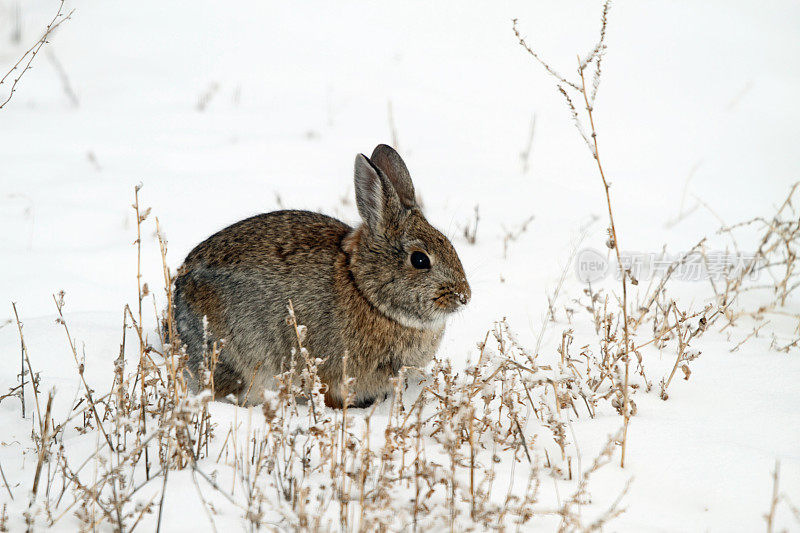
[432,288,470,312]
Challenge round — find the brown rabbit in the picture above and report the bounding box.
[173,145,470,408]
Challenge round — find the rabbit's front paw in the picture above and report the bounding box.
[350,393,388,409]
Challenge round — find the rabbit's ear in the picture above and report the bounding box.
[370,144,416,209]
[354,154,392,233]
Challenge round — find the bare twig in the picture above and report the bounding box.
[0,0,74,111]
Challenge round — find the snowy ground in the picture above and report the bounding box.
[1,1,800,531]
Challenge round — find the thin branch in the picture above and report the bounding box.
[0,0,75,111]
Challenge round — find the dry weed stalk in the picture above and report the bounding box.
[460,204,480,245]
[10,302,41,427]
[502,214,535,259]
[714,183,800,337]
[765,461,780,533]
[515,0,636,465]
[520,113,537,174]
[761,459,800,532]
[3,187,228,531]
[44,49,79,107]
[0,0,74,111]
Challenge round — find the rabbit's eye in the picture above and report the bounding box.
[410,251,431,269]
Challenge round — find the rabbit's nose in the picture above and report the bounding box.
[456,280,471,305]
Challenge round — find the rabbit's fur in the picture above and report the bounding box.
[173,145,470,408]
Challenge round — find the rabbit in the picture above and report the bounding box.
[172,144,471,408]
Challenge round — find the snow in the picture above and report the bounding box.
[1,0,800,531]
